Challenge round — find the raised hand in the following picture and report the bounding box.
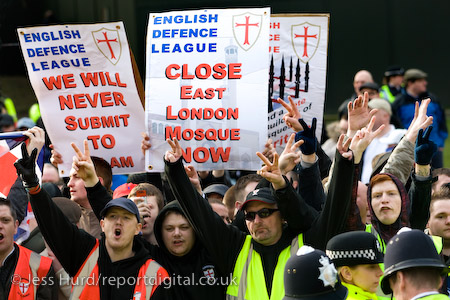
[141,132,151,155]
[277,96,304,132]
[23,127,45,157]
[415,125,437,166]
[405,99,433,143]
[165,139,182,163]
[14,143,39,189]
[256,152,285,190]
[261,138,277,163]
[347,92,377,138]
[278,133,303,174]
[349,116,385,164]
[136,202,152,223]
[295,118,317,156]
[336,134,353,160]
[71,140,98,187]
[49,144,63,167]
[184,165,202,195]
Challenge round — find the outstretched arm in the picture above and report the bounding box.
[303,144,355,250]
[344,117,386,231]
[410,125,437,230]
[382,99,433,185]
[164,139,245,275]
[305,118,385,250]
[292,118,326,211]
[349,116,387,228]
[7,127,46,224]
[15,138,95,277]
[7,127,45,224]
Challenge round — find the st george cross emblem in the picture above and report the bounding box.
[232,12,263,51]
[19,281,30,295]
[291,22,321,63]
[92,27,122,65]
[202,265,215,279]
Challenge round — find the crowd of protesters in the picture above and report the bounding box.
[0,66,449,299]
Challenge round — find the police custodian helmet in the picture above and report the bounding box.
[284,246,348,300]
[380,229,448,294]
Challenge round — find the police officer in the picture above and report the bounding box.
[284,245,348,300]
[381,229,449,300]
[380,66,405,103]
[326,231,384,300]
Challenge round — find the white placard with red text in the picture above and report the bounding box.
[268,14,329,152]
[17,22,145,176]
[145,8,270,172]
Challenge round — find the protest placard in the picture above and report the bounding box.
[17,22,145,175]
[268,14,329,153]
[145,8,270,172]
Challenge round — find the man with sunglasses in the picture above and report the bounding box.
[240,188,283,246]
[163,131,360,300]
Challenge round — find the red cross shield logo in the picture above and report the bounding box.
[92,28,122,65]
[291,22,321,63]
[232,12,263,51]
[19,280,30,295]
[202,265,215,279]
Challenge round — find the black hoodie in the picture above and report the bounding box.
[347,172,433,245]
[153,200,229,299]
[29,188,170,300]
[87,183,229,300]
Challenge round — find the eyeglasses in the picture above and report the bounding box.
[244,208,279,221]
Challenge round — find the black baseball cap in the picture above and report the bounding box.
[240,187,276,211]
[100,197,141,223]
[203,184,229,197]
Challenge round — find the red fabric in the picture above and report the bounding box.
[74,239,169,300]
[9,244,52,299]
[113,183,138,199]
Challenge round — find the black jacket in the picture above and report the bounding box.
[29,188,170,300]
[87,183,229,300]
[163,153,353,296]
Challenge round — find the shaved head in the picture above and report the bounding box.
[353,70,374,95]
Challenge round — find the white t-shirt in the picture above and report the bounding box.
[361,125,407,184]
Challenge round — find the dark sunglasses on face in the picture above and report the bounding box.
[244,208,279,221]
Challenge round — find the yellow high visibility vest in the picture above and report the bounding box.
[226,234,303,300]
